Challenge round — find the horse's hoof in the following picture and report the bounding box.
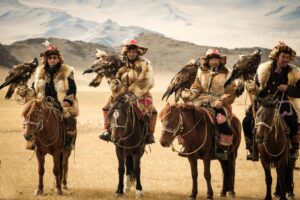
[136,190,144,198]
[55,188,63,195]
[124,187,130,192]
[33,189,43,196]
[115,193,124,197]
[188,197,196,200]
[288,192,295,199]
[219,192,226,197]
[62,184,68,190]
[228,191,236,197]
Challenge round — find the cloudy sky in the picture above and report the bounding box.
[1,0,300,52]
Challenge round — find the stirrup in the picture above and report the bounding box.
[99,130,111,142]
[216,149,228,160]
[145,134,155,144]
[178,147,188,157]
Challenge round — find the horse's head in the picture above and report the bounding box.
[108,95,133,143]
[159,103,182,147]
[255,96,278,142]
[22,100,45,142]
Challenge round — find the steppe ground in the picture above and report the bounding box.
[0,71,299,200]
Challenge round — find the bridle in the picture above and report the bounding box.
[110,102,145,149]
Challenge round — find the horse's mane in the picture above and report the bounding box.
[107,95,128,119]
[22,100,39,117]
[159,103,208,122]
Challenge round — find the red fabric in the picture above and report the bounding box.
[132,103,144,121]
[206,49,220,56]
[138,96,152,106]
[124,39,138,46]
[47,45,58,51]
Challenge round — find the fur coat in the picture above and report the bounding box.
[111,56,154,98]
[190,63,236,107]
[34,64,79,117]
[257,61,300,122]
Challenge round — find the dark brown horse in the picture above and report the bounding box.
[22,99,71,195]
[255,97,296,200]
[107,95,146,198]
[159,103,241,200]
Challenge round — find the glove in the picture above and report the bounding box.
[181,88,192,100]
[109,79,122,92]
[245,80,258,95]
[16,85,28,97]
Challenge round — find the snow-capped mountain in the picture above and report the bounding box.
[1,0,300,52]
[0,0,153,46]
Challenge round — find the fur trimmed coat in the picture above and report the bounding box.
[111,56,154,98]
[190,64,236,107]
[33,64,79,117]
[256,61,300,122]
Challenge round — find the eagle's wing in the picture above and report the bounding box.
[0,58,38,99]
[162,61,198,102]
[224,49,262,88]
[89,73,104,87]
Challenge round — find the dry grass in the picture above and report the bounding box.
[0,82,299,200]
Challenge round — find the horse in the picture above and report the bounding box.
[107,94,147,198]
[22,99,71,195]
[255,97,296,200]
[159,103,241,200]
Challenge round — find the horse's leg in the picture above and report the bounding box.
[274,166,281,197]
[287,158,296,199]
[62,150,71,190]
[125,154,134,192]
[188,156,198,200]
[278,163,287,200]
[229,154,237,197]
[53,152,63,195]
[219,160,228,197]
[34,151,45,196]
[116,148,125,196]
[133,154,143,198]
[203,158,213,200]
[261,160,272,200]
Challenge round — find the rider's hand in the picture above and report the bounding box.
[16,85,28,97]
[63,101,71,107]
[245,80,257,95]
[181,89,192,100]
[278,84,288,92]
[213,100,224,109]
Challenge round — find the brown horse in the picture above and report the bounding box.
[107,95,146,198]
[159,103,241,200]
[255,97,296,200]
[22,99,71,195]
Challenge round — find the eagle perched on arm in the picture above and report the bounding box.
[162,59,200,102]
[224,49,262,97]
[83,49,124,87]
[0,58,38,99]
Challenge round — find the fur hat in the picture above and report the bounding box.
[269,41,296,61]
[121,39,148,56]
[40,45,64,64]
[201,49,227,68]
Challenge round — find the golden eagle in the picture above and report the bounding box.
[224,49,262,89]
[162,59,200,102]
[0,58,38,99]
[83,49,124,87]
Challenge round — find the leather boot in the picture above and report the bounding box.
[64,134,74,150]
[99,108,111,142]
[145,111,157,144]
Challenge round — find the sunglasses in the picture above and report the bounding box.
[48,56,58,60]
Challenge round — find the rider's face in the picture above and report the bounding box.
[47,55,59,67]
[126,49,138,61]
[208,58,220,69]
[277,52,291,68]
